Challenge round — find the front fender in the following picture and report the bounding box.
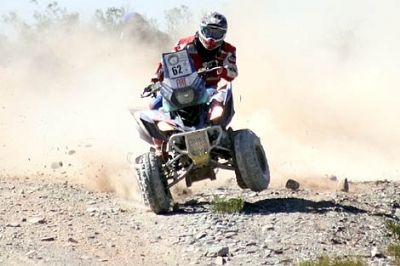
[130,110,153,144]
[130,109,177,143]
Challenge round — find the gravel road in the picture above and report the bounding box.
[1,176,399,266]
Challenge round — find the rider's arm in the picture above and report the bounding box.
[152,63,164,83]
[220,45,238,82]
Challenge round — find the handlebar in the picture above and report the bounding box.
[141,82,161,98]
[197,66,224,75]
[141,62,225,98]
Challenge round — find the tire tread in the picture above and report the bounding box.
[136,152,171,214]
[234,130,270,192]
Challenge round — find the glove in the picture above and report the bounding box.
[203,60,219,70]
[143,84,153,94]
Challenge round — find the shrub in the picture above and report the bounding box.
[211,195,244,214]
[385,221,400,264]
[385,220,400,241]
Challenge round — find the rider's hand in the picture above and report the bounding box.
[143,84,153,94]
[203,60,219,70]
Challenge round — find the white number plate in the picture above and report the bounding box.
[163,50,194,78]
[185,131,209,156]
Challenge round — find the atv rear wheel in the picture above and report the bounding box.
[136,152,172,214]
[233,129,270,192]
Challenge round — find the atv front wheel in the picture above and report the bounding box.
[233,130,270,192]
[136,152,172,214]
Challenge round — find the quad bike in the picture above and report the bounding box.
[130,50,269,214]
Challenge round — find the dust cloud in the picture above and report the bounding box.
[224,0,400,183]
[0,17,167,197]
[1,1,399,200]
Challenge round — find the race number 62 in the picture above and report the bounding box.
[172,65,183,76]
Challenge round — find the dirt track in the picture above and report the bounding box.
[1,175,399,266]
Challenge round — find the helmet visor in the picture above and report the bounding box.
[201,26,226,40]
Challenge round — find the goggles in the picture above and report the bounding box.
[201,26,226,40]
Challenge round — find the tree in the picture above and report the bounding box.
[164,5,193,37]
[94,7,126,32]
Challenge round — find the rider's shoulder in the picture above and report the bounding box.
[221,41,236,53]
[174,35,196,50]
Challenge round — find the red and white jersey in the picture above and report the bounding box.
[153,35,238,87]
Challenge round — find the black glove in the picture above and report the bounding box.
[203,60,219,70]
[143,84,153,94]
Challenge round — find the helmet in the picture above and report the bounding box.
[198,12,228,50]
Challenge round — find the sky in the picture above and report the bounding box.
[0,0,226,30]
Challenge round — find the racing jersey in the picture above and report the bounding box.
[153,34,238,87]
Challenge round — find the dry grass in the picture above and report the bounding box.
[299,256,364,266]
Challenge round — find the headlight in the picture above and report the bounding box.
[175,88,195,105]
[157,121,175,131]
[209,104,224,121]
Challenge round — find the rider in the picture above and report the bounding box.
[145,11,238,110]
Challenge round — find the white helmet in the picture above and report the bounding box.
[198,12,228,50]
